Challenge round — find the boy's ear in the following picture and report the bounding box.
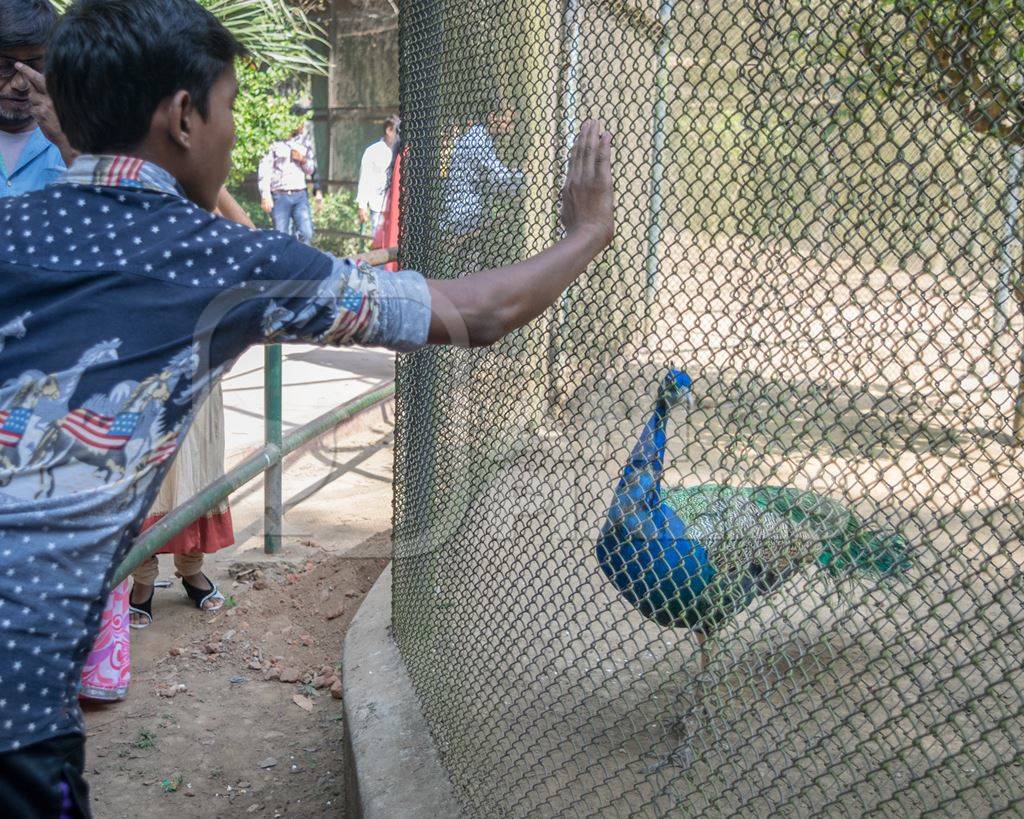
[164,90,194,150]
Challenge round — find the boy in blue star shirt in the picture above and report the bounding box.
[0,0,614,813]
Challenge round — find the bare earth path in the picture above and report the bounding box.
[83,346,396,818]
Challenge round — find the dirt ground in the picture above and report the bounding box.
[82,535,390,818]
[79,392,397,819]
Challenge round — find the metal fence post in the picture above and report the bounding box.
[264,343,283,553]
[644,0,674,312]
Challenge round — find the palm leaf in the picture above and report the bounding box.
[49,0,327,74]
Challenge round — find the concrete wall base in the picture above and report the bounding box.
[342,563,461,818]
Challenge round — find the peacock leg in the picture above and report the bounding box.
[662,627,717,770]
[696,630,710,671]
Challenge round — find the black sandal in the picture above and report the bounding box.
[128,584,155,630]
[180,573,226,613]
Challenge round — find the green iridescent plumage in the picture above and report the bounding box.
[598,370,914,650]
[664,483,912,585]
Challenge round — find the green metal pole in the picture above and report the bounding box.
[264,344,283,553]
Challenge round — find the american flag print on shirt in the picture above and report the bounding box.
[59,409,141,451]
[0,407,31,447]
[324,284,373,345]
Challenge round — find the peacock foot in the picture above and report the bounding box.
[645,742,696,773]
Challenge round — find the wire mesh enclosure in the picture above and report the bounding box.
[391,1,1024,815]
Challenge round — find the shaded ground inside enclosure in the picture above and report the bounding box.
[401,387,1024,817]
[395,227,1024,816]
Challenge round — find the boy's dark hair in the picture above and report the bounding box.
[47,0,246,152]
[383,115,399,136]
[0,0,58,51]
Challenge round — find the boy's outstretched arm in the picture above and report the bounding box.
[426,119,614,347]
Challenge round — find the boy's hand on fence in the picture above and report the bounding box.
[426,119,616,347]
[561,119,614,248]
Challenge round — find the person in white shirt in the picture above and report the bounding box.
[258,112,322,244]
[441,104,525,237]
[356,115,399,232]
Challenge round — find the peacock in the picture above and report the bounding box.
[596,368,912,668]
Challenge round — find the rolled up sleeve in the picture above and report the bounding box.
[321,258,431,352]
[355,264,432,352]
[247,242,432,354]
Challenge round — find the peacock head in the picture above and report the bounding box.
[658,368,694,411]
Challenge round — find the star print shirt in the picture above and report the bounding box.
[0,155,431,752]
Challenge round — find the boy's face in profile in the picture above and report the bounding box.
[176,63,238,210]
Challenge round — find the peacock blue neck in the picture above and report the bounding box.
[616,369,693,509]
[597,369,714,631]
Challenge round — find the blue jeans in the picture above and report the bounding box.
[271,190,313,245]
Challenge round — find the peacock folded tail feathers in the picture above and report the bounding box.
[663,484,913,581]
[597,368,914,636]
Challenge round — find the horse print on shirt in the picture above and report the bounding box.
[0,313,198,503]
[0,333,123,485]
[25,345,198,499]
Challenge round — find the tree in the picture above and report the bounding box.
[49,0,326,74]
[857,1,1024,144]
[228,61,307,188]
[856,2,1024,439]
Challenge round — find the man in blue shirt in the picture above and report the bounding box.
[0,0,73,198]
[0,0,614,814]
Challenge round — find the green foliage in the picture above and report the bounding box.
[49,0,326,75]
[132,728,156,750]
[231,191,271,229]
[867,0,1024,143]
[160,773,184,793]
[229,189,371,258]
[229,61,306,188]
[794,0,1024,144]
[201,0,326,74]
[314,192,367,255]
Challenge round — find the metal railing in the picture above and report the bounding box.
[111,247,399,585]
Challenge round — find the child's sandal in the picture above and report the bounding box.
[128,584,155,630]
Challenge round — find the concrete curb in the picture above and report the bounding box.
[343,563,461,819]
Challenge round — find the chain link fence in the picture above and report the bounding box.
[391,1,1024,815]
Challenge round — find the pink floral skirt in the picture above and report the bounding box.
[79,579,131,702]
